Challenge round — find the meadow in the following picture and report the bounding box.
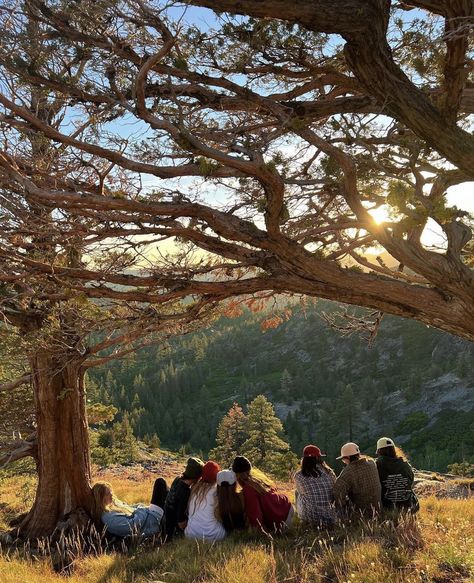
[0,467,473,583]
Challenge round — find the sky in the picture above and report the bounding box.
[82,3,473,258]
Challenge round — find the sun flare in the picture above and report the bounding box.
[368,206,392,224]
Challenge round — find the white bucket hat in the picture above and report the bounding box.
[216,469,237,486]
[337,442,360,459]
[376,437,395,451]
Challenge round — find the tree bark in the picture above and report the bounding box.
[18,352,92,539]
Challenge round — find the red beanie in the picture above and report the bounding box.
[201,461,220,483]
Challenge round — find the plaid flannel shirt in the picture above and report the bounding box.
[294,469,336,525]
[333,457,382,514]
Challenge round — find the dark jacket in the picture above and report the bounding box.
[162,477,191,537]
[376,455,417,510]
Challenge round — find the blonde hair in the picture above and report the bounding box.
[377,445,408,461]
[239,468,274,495]
[91,481,134,527]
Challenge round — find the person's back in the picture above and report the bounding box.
[376,456,414,507]
[294,444,336,527]
[163,457,204,538]
[241,482,291,529]
[375,438,417,512]
[216,470,246,533]
[334,443,381,516]
[232,456,293,531]
[295,469,336,525]
[185,484,226,541]
[163,477,191,537]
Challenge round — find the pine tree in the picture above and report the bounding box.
[209,402,248,465]
[280,369,294,403]
[241,395,289,468]
[334,384,360,442]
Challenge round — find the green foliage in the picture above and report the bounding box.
[447,461,474,478]
[87,403,118,426]
[405,410,474,471]
[196,156,221,177]
[87,301,474,473]
[209,402,248,466]
[90,413,141,467]
[396,411,430,435]
[241,395,289,469]
[266,450,299,481]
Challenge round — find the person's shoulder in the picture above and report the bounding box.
[174,477,189,490]
[337,464,351,478]
[242,482,258,495]
[323,468,336,480]
[362,456,377,467]
[169,476,180,488]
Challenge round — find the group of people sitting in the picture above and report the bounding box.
[91,436,418,541]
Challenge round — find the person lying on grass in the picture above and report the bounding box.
[91,478,168,538]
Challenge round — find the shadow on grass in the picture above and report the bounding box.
[91,515,426,583]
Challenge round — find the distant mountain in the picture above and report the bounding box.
[88,300,474,472]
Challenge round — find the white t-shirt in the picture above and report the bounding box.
[184,485,226,541]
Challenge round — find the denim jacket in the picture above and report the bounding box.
[102,505,163,537]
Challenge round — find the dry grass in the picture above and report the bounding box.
[0,471,473,583]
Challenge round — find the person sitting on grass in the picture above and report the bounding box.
[294,444,336,528]
[375,437,419,513]
[185,461,227,541]
[333,442,382,518]
[162,456,204,540]
[216,469,246,532]
[232,455,293,531]
[91,478,167,538]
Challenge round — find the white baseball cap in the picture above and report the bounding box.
[337,442,360,459]
[376,437,395,451]
[216,469,237,486]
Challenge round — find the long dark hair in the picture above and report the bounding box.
[216,482,244,531]
[301,456,334,477]
[377,445,408,461]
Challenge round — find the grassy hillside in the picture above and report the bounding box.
[1,464,473,583]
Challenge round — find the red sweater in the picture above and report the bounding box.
[242,483,291,530]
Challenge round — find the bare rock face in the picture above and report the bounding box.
[414,470,474,499]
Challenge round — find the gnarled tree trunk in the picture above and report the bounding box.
[18,352,92,539]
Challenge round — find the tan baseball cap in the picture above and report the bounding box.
[376,437,395,451]
[337,442,360,459]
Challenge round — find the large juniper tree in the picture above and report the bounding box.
[0,0,473,537]
[0,0,472,339]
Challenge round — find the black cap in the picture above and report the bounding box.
[232,455,252,473]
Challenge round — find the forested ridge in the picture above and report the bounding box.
[87,301,474,473]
